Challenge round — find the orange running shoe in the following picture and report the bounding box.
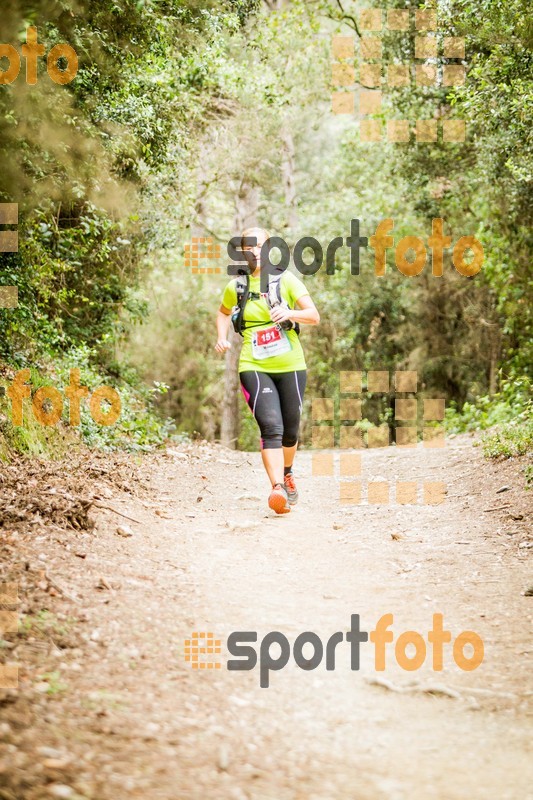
[268,483,291,514]
[284,471,298,505]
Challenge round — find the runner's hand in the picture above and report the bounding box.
[270,306,293,324]
[215,338,232,353]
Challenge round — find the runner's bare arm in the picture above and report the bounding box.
[215,306,232,352]
[270,294,320,326]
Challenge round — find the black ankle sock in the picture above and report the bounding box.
[284,466,293,476]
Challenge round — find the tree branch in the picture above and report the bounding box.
[333,0,361,37]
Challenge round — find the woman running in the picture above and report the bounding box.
[215,227,320,514]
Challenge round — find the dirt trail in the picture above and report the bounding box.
[1,436,532,800]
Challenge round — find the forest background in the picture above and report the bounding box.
[0,0,531,472]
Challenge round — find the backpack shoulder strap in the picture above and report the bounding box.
[266,271,283,308]
[236,275,249,336]
[267,271,300,336]
[235,275,248,303]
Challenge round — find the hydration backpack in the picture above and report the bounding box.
[231,271,300,337]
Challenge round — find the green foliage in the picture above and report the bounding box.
[126,0,531,446]
[0,347,176,456]
[238,397,262,451]
[1,0,530,455]
[0,394,78,462]
[123,254,227,439]
[379,0,533,389]
[0,0,257,456]
[445,377,532,433]
[51,345,176,451]
[0,204,143,362]
[480,420,533,460]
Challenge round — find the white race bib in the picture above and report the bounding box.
[251,325,292,360]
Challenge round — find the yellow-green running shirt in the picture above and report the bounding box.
[221,271,309,373]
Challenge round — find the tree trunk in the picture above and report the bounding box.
[488,325,501,396]
[263,0,288,9]
[220,342,241,448]
[220,180,258,449]
[281,125,298,233]
[192,151,209,237]
[234,178,258,232]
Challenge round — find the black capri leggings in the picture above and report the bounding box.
[240,370,307,449]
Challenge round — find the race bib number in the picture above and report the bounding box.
[252,325,292,360]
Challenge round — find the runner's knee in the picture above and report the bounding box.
[260,415,284,448]
[281,409,301,447]
[262,432,283,449]
[281,431,298,447]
